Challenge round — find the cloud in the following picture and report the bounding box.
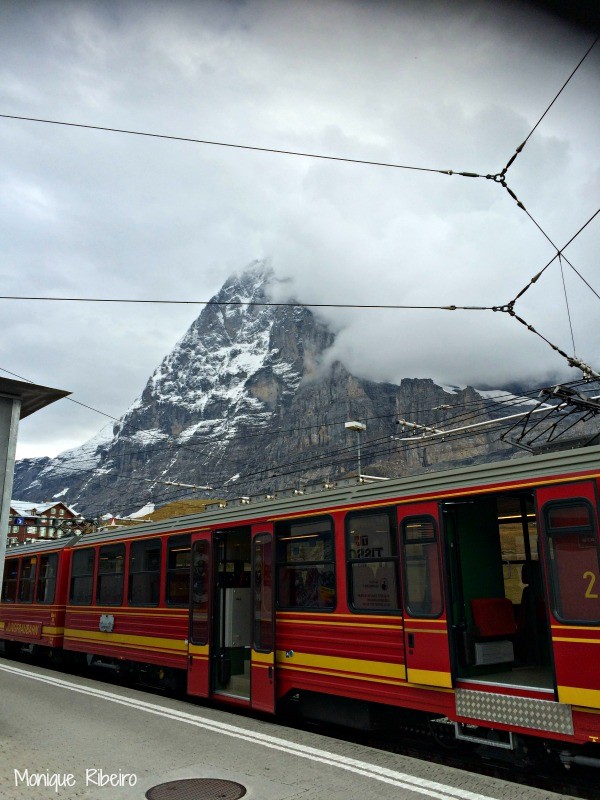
[1,0,597,458]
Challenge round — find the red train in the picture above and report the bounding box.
[2,444,600,767]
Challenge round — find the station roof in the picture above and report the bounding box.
[0,377,70,419]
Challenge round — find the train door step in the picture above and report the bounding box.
[454,722,516,750]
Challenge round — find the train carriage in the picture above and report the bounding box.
[0,536,74,658]
[2,443,600,765]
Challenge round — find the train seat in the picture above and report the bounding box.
[470,597,516,666]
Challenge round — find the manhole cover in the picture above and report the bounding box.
[146,778,246,800]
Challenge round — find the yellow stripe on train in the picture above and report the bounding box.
[64,628,186,652]
[558,685,600,709]
[276,649,406,681]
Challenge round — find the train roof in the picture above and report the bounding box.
[71,443,600,548]
[4,536,79,557]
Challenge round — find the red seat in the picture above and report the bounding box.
[471,597,516,638]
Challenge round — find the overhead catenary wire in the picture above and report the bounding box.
[0,113,458,176]
[2,35,599,378]
[499,34,599,177]
[4,34,600,514]
[4,360,589,489]
[105,384,595,515]
[104,403,599,518]
[0,294,494,311]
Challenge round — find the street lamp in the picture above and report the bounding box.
[345,421,366,479]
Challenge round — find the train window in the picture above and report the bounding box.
[166,534,191,606]
[97,544,126,606]
[253,534,273,651]
[18,556,37,603]
[36,554,58,604]
[129,538,161,606]
[276,517,335,610]
[346,511,400,612]
[402,516,443,618]
[543,500,600,624]
[1,559,19,603]
[497,495,538,604]
[70,548,96,605]
[190,540,210,645]
[547,504,591,529]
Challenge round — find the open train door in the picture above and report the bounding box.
[250,523,276,713]
[397,502,453,688]
[537,480,600,709]
[187,531,212,698]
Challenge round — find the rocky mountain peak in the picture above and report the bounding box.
[12,261,521,516]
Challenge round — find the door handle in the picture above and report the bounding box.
[408,633,415,648]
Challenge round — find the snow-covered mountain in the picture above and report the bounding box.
[13,261,527,516]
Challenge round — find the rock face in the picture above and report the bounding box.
[13,262,522,516]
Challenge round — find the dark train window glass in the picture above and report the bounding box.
[548,504,592,529]
[129,539,161,606]
[253,534,273,651]
[276,517,335,610]
[346,511,400,612]
[544,500,600,624]
[36,554,58,604]
[190,540,210,645]
[166,535,191,606]
[18,556,37,603]
[2,559,19,602]
[70,548,96,605]
[97,544,125,606]
[402,516,443,618]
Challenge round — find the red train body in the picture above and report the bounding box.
[2,445,600,765]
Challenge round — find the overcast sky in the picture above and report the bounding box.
[1,0,598,460]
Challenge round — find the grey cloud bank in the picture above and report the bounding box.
[1,0,598,459]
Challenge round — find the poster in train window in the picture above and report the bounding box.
[350,562,399,610]
[346,512,400,611]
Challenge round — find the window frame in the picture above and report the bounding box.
[36,553,59,604]
[69,547,96,605]
[190,539,211,645]
[345,508,401,614]
[542,498,600,625]
[1,558,19,603]
[165,534,191,607]
[128,538,162,607]
[252,532,274,652]
[275,515,336,611]
[17,556,38,603]
[96,543,126,606]
[401,514,444,619]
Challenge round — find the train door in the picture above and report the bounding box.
[397,502,453,688]
[537,480,600,709]
[211,527,252,701]
[188,526,275,711]
[250,524,275,713]
[188,531,211,697]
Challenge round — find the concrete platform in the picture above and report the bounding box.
[0,657,578,800]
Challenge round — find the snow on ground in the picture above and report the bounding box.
[127,503,155,519]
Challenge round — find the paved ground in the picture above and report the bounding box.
[0,657,580,800]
